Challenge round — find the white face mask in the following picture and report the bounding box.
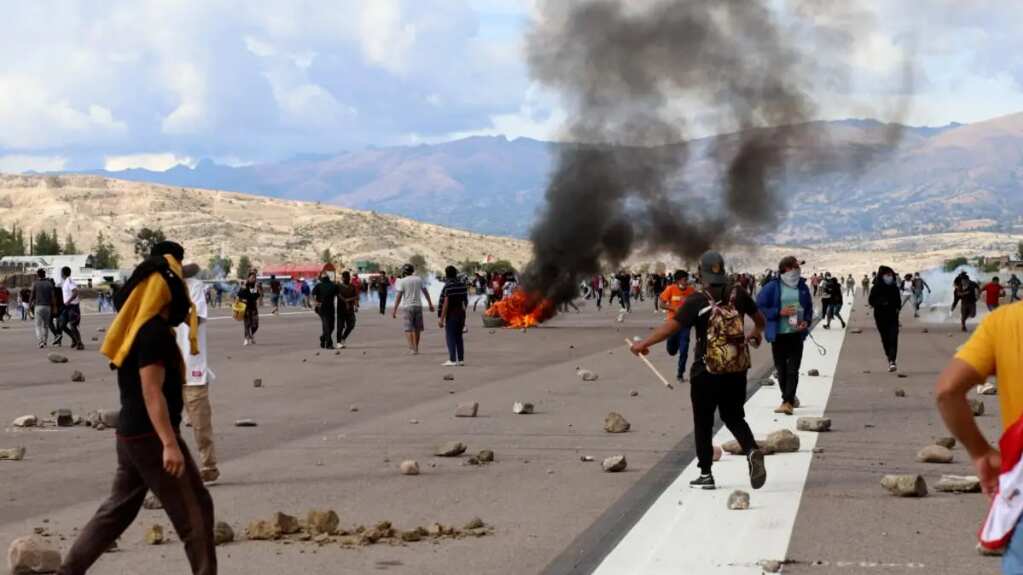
[883,275,895,285]
[781,269,801,287]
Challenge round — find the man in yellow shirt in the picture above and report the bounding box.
[660,270,695,384]
[936,301,1023,566]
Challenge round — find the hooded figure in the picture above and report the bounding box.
[868,265,902,372]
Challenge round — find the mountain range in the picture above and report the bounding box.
[69,113,1023,243]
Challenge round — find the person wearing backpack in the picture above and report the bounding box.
[757,256,813,416]
[631,251,767,491]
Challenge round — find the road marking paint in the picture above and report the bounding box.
[594,299,854,575]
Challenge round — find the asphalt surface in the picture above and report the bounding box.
[0,295,1005,574]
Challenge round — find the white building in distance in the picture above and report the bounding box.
[0,255,126,286]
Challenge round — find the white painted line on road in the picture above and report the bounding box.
[594,298,854,575]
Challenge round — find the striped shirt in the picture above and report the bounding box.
[440,279,468,318]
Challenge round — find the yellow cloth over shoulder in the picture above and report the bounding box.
[101,255,198,368]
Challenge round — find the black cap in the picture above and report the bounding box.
[699,251,727,285]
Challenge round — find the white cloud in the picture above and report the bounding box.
[358,0,417,75]
[0,155,67,173]
[104,153,196,172]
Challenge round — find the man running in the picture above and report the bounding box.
[952,272,980,332]
[660,270,695,384]
[758,256,813,416]
[236,272,261,346]
[982,277,1005,312]
[911,272,931,318]
[392,263,434,355]
[631,251,767,492]
[822,275,846,329]
[335,271,358,348]
[58,266,84,350]
[1009,274,1021,302]
[269,274,282,315]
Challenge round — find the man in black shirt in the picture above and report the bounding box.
[60,241,215,575]
[336,271,358,348]
[631,251,767,492]
[312,273,338,349]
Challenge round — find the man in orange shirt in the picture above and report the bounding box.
[661,270,696,383]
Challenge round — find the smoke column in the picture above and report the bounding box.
[521,0,910,303]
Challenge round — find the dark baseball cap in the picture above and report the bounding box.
[699,251,727,285]
[778,256,805,272]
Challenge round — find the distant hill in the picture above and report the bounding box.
[69,115,1023,243]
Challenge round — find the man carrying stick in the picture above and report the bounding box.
[631,251,767,491]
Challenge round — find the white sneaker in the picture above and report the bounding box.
[335,342,344,349]
[457,361,465,366]
[243,338,249,346]
[442,360,458,367]
[339,340,347,349]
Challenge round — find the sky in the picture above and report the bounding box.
[1,0,1022,173]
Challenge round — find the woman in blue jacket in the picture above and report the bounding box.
[756,256,814,415]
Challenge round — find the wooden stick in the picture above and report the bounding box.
[625,338,674,390]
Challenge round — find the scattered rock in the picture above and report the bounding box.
[935,475,982,493]
[7,536,61,574]
[245,520,281,541]
[850,328,863,334]
[400,530,422,542]
[0,447,26,461]
[765,429,800,453]
[400,460,420,475]
[272,512,301,535]
[454,401,479,418]
[443,374,455,381]
[434,442,467,457]
[234,419,258,427]
[881,474,928,497]
[796,417,831,432]
[807,369,820,377]
[463,517,485,530]
[577,368,599,382]
[47,353,68,364]
[90,336,98,342]
[897,373,908,379]
[580,455,594,462]
[895,389,906,398]
[96,327,106,333]
[935,437,956,449]
[143,493,163,510]
[477,449,495,463]
[214,522,235,545]
[512,402,534,415]
[629,390,639,397]
[916,445,954,464]
[253,378,262,388]
[921,328,929,334]
[969,399,985,416]
[144,524,164,545]
[602,455,627,472]
[727,490,750,510]
[349,405,359,413]
[52,409,73,427]
[408,419,419,424]
[759,559,783,573]
[306,510,340,535]
[12,415,38,428]
[604,412,631,433]
[70,370,85,382]
[89,409,120,429]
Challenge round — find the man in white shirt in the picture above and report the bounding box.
[391,263,434,355]
[59,266,84,350]
[175,263,220,484]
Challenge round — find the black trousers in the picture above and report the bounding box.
[875,314,899,362]
[336,311,356,342]
[691,370,757,474]
[378,293,387,314]
[771,333,804,405]
[59,435,216,575]
[319,308,335,348]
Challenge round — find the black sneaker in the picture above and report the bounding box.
[690,473,716,490]
[748,449,767,490]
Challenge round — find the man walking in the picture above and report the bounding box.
[1009,274,1021,302]
[660,270,695,384]
[376,273,390,314]
[869,266,902,373]
[952,272,980,332]
[335,271,358,348]
[59,266,84,350]
[312,272,337,349]
[757,256,813,416]
[631,251,767,491]
[30,269,56,348]
[911,272,931,318]
[60,241,215,575]
[392,263,434,355]
[176,263,220,484]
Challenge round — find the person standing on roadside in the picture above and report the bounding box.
[982,277,1006,313]
[869,265,902,373]
[631,251,767,492]
[0,283,9,322]
[30,269,56,348]
[376,272,390,314]
[236,272,261,346]
[176,263,220,484]
[1009,274,1021,302]
[438,265,468,367]
[312,272,337,349]
[20,286,32,320]
[952,272,981,333]
[757,256,813,416]
[861,274,870,298]
[935,296,1023,569]
[60,241,215,575]
[335,271,358,349]
[269,274,282,315]
[392,263,434,355]
[59,266,84,350]
[660,270,695,384]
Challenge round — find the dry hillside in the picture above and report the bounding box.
[0,174,531,273]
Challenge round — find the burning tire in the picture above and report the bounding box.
[482,315,507,328]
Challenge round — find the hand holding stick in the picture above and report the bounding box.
[625,338,674,390]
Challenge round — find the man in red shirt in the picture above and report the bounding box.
[982,277,1005,312]
[0,284,9,322]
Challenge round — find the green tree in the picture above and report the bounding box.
[207,255,233,277]
[409,254,428,277]
[482,259,516,275]
[321,248,333,264]
[33,229,61,255]
[0,224,26,256]
[92,232,120,269]
[1017,241,1023,261]
[943,256,969,272]
[133,227,166,259]
[236,255,252,279]
[63,233,78,255]
[457,259,481,274]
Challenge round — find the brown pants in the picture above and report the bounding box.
[183,385,218,479]
[59,435,217,575]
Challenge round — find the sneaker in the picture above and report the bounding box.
[243,339,250,346]
[75,342,84,351]
[748,449,767,490]
[773,402,794,415]
[689,474,716,490]
[765,374,778,386]
[335,342,344,349]
[676,376,685,386]
[793,396,801,409]
[457,361,465,366]
[442,360,458,367]
[201,469,221,485]
[888,362,897,373]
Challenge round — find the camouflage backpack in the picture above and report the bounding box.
[700,287,751,375]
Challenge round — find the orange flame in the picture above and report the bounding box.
[486,289,557,329]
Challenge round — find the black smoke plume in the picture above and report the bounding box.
[520,0,910,304]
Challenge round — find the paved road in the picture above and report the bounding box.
[0,296,1005,574]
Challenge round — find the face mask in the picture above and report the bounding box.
[883,275,895,285]
[781,270,800,286]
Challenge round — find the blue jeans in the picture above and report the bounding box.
[1004,519,1023,574]
[444,313,465,362]
[666,328,691,379]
